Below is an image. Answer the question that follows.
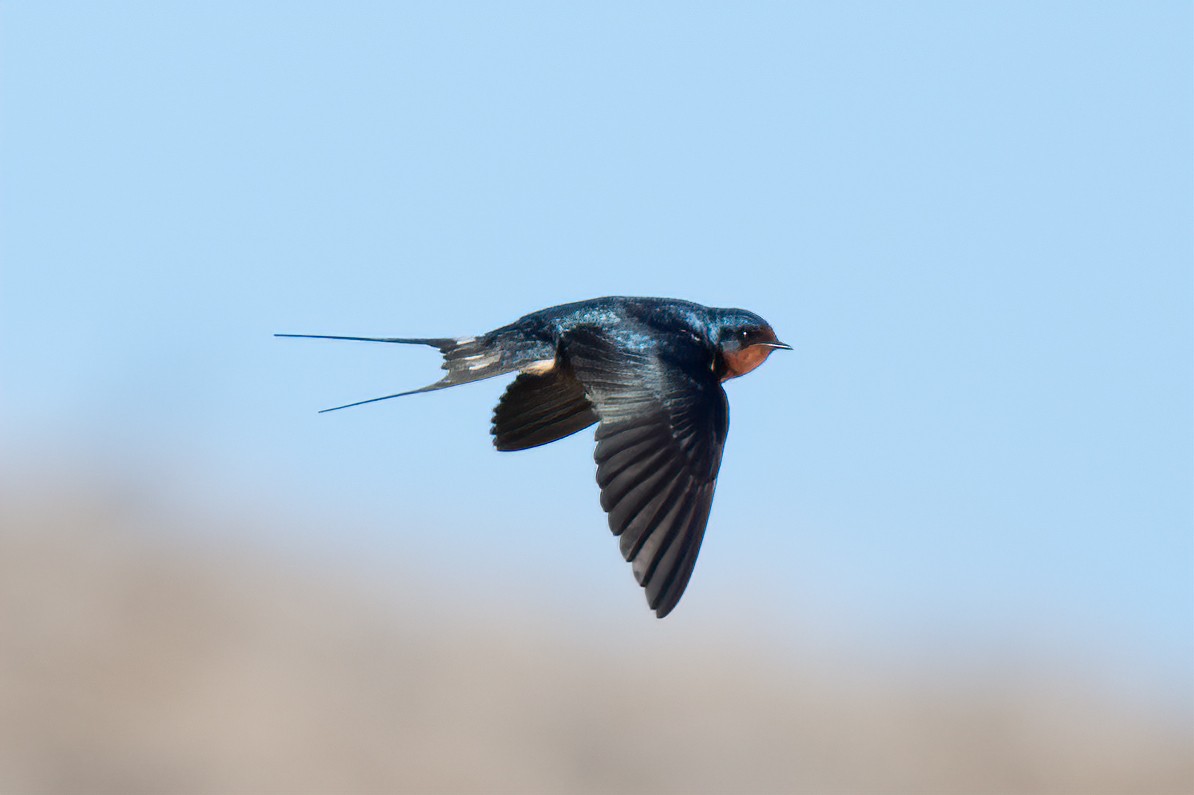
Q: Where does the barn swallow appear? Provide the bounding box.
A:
[277,296,790,617]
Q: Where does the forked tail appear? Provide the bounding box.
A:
[275,332,518,413]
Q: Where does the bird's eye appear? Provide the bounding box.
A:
[739,329,751,340]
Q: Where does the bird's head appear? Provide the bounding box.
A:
[711,309,791,381]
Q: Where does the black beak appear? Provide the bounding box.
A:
[762,341,793,351]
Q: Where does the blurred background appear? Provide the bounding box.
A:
[1,2,1191,793]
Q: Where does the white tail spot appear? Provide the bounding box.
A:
[465,352,501,371]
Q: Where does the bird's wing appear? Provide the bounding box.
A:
[491,367,598,451]
[563,324,729,617]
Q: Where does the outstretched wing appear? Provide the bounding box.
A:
[491,366,598,451]
[563,325,729,618]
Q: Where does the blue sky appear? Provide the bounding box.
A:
[2,3,1191,692]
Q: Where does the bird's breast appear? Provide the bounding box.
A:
[521,357,557,375]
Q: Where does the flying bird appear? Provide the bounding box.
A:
[278,296,789,617]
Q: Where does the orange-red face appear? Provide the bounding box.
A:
[721,342,777,380]
[717,321,790,381]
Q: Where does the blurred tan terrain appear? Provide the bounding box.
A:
[0,481,1190,795]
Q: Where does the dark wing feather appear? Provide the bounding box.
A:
[491,367,598,451]
[564,325,729,618]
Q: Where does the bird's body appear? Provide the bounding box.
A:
[278,296,789,617]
